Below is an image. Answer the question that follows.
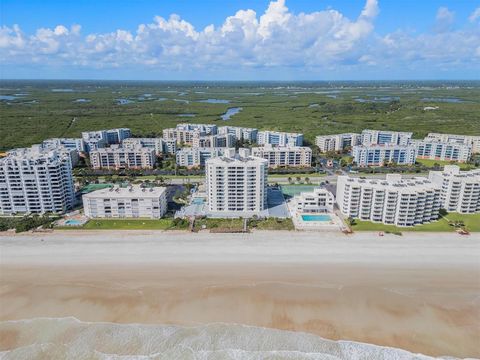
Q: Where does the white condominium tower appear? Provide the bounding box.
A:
[428,166,480,213]
[205,155,268,214]
[352,144,417,167]
[122,138,166,155]
[425,133,480,154]
[162,123,217,145]
[412,139,472,162]
[83,185,167,219]
[82,128,131,152]
[251,145,312,168]
[315,133,361,152]
[89,145,156,170]
[192,133,236,148]
[0,145,75,215]
[336,174,441,227]
[176,147,235,168]
[218,126,258,143]
[257,131,304,146]
[361,129,413,146]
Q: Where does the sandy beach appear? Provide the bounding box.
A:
[0,230,479,358]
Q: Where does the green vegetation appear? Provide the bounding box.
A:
[352,212,480,233]
[0,214,59,233]
[415,158,476,170]
[193,218,244,232]
[59,216,295,232]
[1,81,479,151]
[81,218,189,230]
[249,217,295,230]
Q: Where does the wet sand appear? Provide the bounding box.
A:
[0,230,479,358]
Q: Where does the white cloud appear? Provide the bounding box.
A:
[435,7,455,33]
[0,0,479,76]
[469,7,480,22]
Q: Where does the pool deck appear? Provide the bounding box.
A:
[286,200,344,231]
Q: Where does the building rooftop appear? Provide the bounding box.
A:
[83,185,167,199]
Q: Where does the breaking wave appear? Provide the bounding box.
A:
[0,317,465,360]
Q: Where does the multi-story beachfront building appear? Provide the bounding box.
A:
[424,133,480,154]
[192,133,236,148]
[89,145,156,170]
[122,138,165,155]
[176,147,235,168]
[294,188,335,214]
[336,174,441,227]
[0,145,75,215]
[428,166,480,213]
[81,128,131,152]
[162,123,217,145]
[412,139,472,163]
[257,131,304,146]
[83,185,167,219]
[218,126,258,143]
[315,133,361,152]
[251,145,312,168]
[352,144,417,167]
[361,129,413,146]
[205,155,268,215]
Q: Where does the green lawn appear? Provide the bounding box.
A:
[193,218,244,232]
[415,158,477,170]
[81,218,188,230]
[268,173,325,178]
[352,212,480,233]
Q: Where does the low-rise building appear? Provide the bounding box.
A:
[352,144,417,167]
[251,145,312,168]
[361,129,413,146]
[206,155,268,215]
[0,145,75,215]
[83,185,167,219]
[425,133,480,154]
[294,188,335,214]
[257,131,304,146]
[428,166,480,213]
[412,139,472,163]
[336,174,441,227]
[89,145,156,170]
[176,147,235,168]
[315,133,361,153]
[218,126,258,143]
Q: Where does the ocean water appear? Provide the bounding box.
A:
[0,317,458,360]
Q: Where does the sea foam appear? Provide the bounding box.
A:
[0,317,468,360]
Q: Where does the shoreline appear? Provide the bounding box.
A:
[1,231,479,357]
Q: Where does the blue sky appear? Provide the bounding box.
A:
[1,0,479,80]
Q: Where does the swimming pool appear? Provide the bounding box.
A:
[65,219,83,226]
[191,198,205,205]
[301,214,332,222]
